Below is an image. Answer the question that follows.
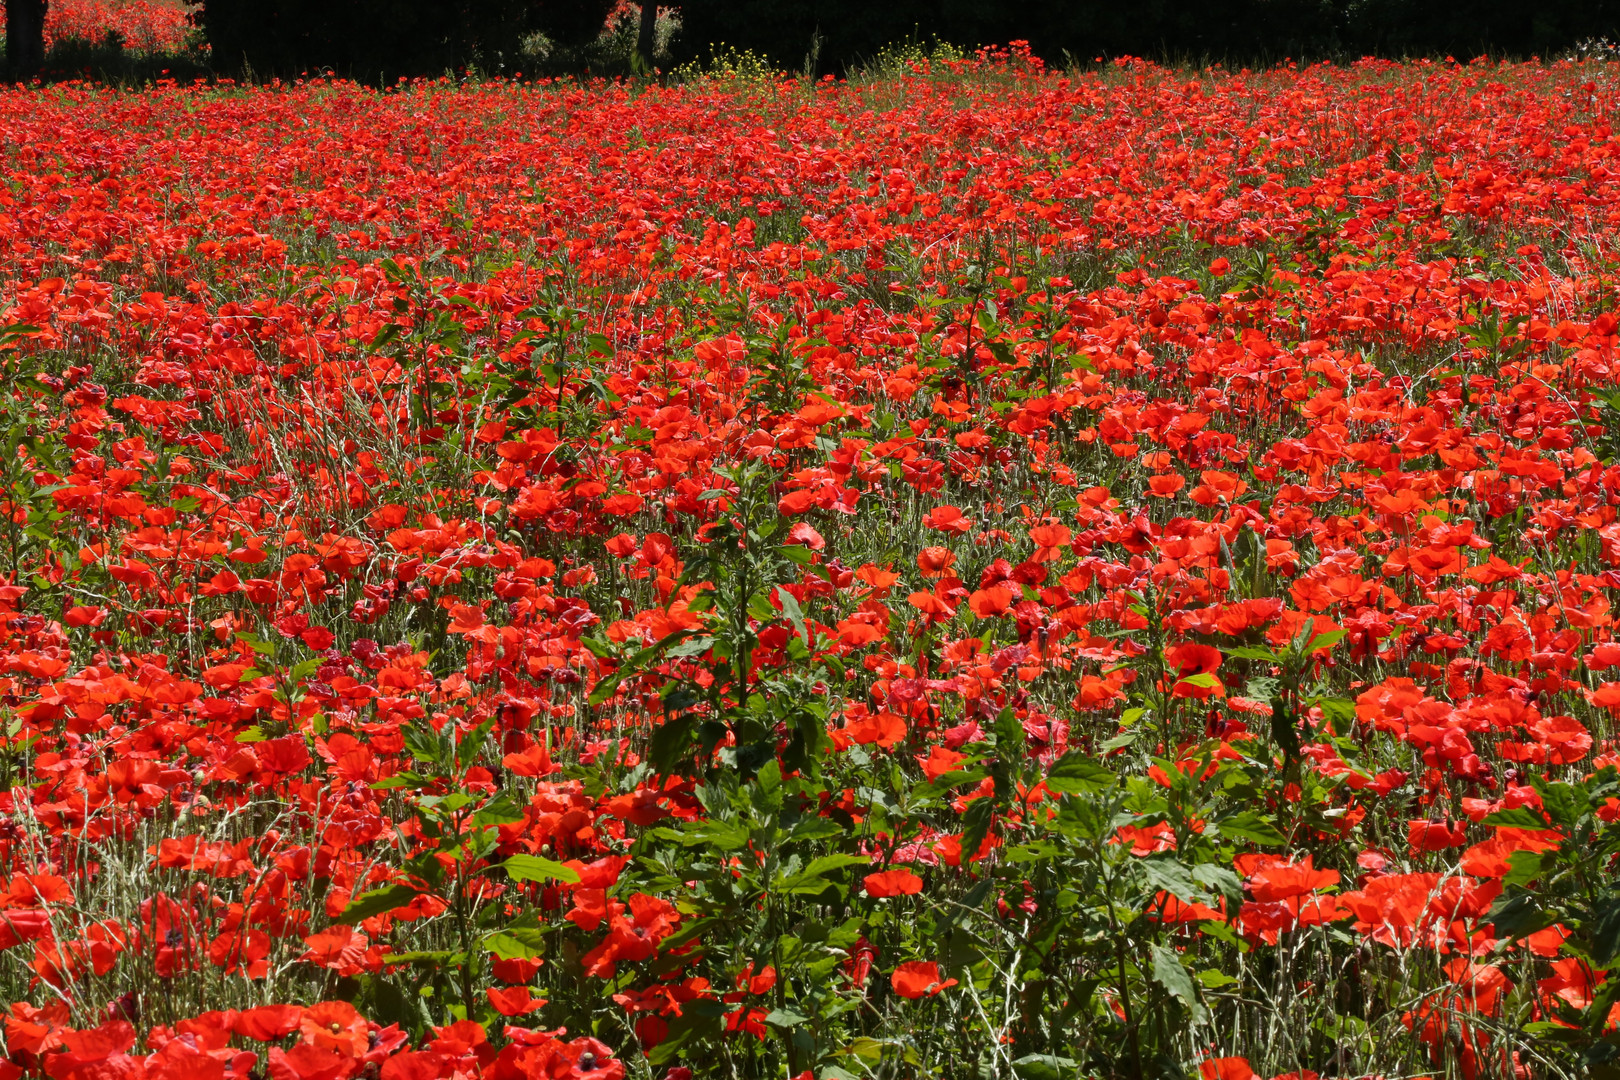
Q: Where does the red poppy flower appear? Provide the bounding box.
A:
[922,505,972,534]
[891,961,957,999]
[487,986,548,1016]
[863,869,924,897]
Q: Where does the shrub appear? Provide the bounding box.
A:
[671,0,1620,73]
[187,0,617,81]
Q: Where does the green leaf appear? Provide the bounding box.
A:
[958,798,995,864]
[775,586,808,642]
[1150,942,1202,1018]
[471,794,526,828]
[1045,751,1114,796]
[1223,645,1282,663]
[778,543,815,565]
[665,636,714,659]
[687,819,751,852]
[370,772,431,791]
[484,928,546,959]
[1591,896,1620,967]
[1098,732,1140,753]
[1012,1055,1079,1080]
[1001,841,1062,864]
[1140,857,1201,903]
[1215,809,1287,846]
[764,1007,809,1030]
[503,854,581,884]
[1503,849,1547,890]
[1192,864,1244,901]
[454,716,497,773]
[1488,892,1553,942]
[1302,629,1345,654]
[1482,808,1550,829]
[1536,779,1588,831]
[788,817,844,844]
[994,707,1025,758]
[337,883,420,924]
[778,853,868,894]
[648,714,698,774]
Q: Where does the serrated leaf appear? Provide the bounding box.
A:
[1482,808,1551,829]
[1140,857,1201,903]
[1487,892,1552,941]
[1192,864,1244,901]
[665,636,714,658]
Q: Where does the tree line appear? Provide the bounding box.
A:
[6,0,1620,82]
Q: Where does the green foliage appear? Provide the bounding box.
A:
[673,0,1620,75]
[1486,767,1620,1076]
[187,0,616,82]
[587,461,836,780]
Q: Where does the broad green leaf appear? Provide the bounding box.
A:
[778,853,868,893]
[775,586,808,642]
[1045,751,1113,796]
[503,854,581,884]
[1012,1055,1080,1080]
[1481,808,1551,830]
[1591,896,1620,967]
[958,798,995,864]
[1302,629,1345,654]
[484,929,547,959]
[1150,942,1202,1019]
[1140,857,1201,903]
[337,883,420,924]
[764,1007,809,1029]
[1215,810,1287,846]
[666,636,714,658]
[1223,645,1282,663]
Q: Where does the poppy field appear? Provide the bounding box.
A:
[4,47,1620,1080]
[0,0,192,54]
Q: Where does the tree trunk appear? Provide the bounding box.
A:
[5,0,48,80]
[635,0,656,71]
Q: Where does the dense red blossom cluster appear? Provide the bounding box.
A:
[0,39,1618,1080]
[0,0,191,53]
